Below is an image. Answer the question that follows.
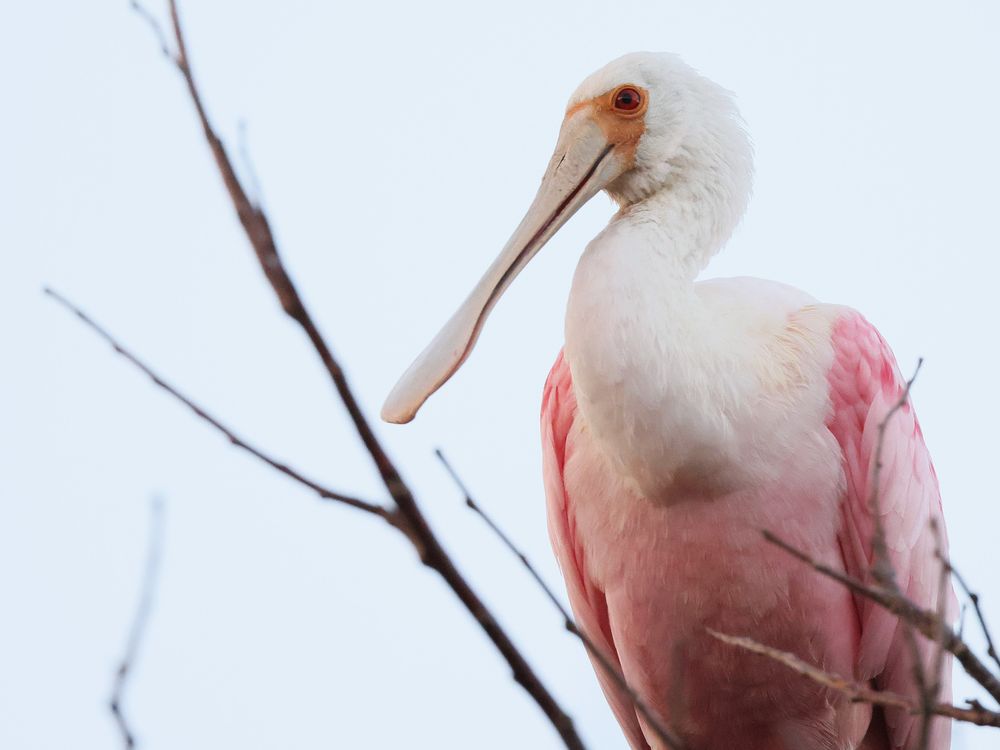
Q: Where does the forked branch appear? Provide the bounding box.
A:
[45,288,387,519]
[87,3,589,748]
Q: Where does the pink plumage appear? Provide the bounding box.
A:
[828,313,954,749]
[542,311,954,750]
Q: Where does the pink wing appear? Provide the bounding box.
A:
[827,311,955,750]
[541,351,650,750]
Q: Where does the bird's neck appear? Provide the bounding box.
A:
[563,183,746,501]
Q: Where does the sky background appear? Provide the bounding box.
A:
[3,1,999,748]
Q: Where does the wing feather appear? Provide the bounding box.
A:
[827,312,955,750]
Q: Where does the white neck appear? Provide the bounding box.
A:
[563,161,751,500]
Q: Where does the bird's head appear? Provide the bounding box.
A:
[382,52,752,424]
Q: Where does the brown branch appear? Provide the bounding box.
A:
[45,288,387,519]
[707,630,1000,729]
[109,496,167,749]
[125,4,587,747]
[436,450,687,750]
[763,530,1000,706]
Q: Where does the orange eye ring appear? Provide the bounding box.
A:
[613,86,643,113]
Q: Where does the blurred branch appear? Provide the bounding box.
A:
[706,630,1000,729]
[114,3,589,748]
[109,497,166,749]
[435,449,687,750]
[128,1,170,58]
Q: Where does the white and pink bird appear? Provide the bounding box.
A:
[382,53,954,750]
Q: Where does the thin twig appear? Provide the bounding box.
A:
[707,630,1000,729]
[947,559,1000,675]
[125,4,588,747]
[129,1,171,58]
[45,288,387,518]
[867,360,933,749]
[109,496,167,749]
[763,530,1000,705]
[436,449,687,750]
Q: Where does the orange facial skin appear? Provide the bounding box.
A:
[566,84,649,167]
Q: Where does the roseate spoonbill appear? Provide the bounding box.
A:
[381,52,954,750]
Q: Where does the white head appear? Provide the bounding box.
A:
[382,52,753,423]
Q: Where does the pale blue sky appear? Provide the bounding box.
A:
[3,1,999,748]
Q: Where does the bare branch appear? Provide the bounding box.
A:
[115,4,589,747]
[763,530,1000,706]
[436,449,687,750]
[129,1,172,59]
[947,557,1000,675]
[707,630,1000,730]
[109,496,166,749]
[45,288,387,519]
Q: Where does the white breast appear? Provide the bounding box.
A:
[564,220,842,504]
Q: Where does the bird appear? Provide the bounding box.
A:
[381,52,954,750]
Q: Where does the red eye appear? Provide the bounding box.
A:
[613,87,642,112]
